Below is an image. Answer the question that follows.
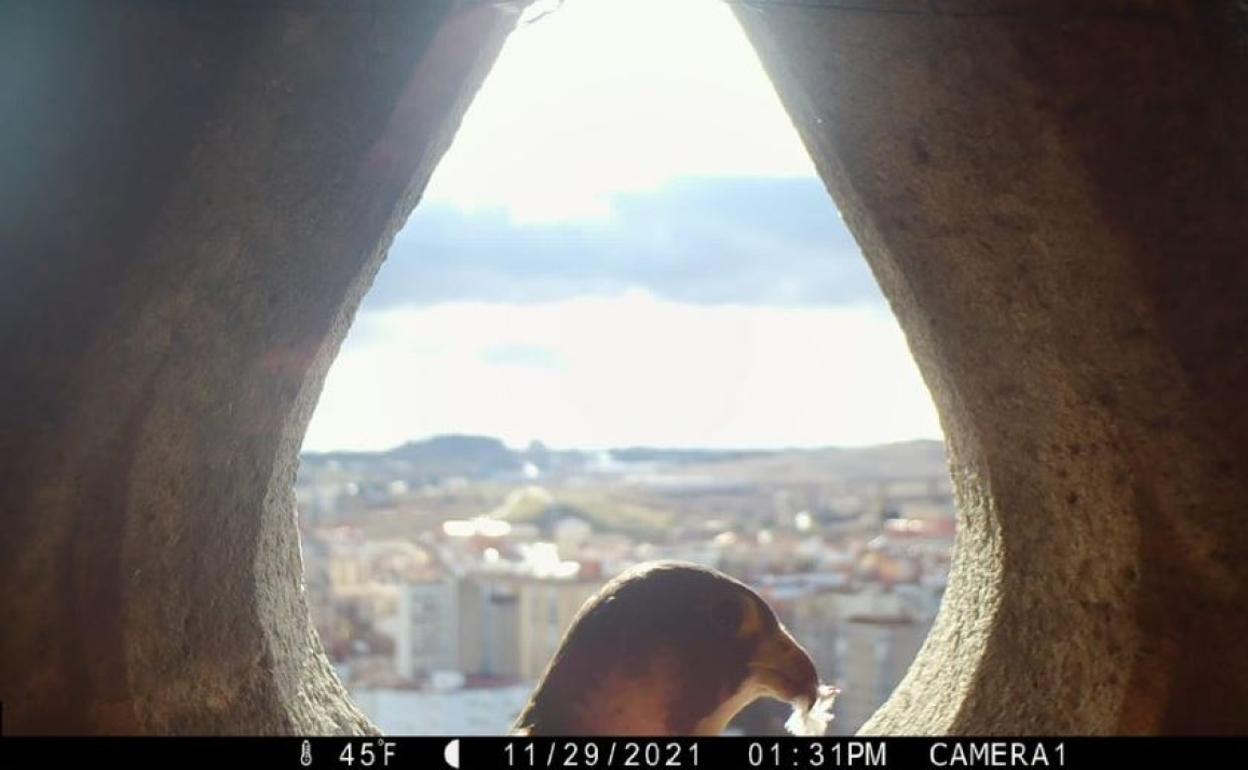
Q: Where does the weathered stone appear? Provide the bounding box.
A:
[0,0,523,734]
[2,0,1245,737]
[735,0,1248,735]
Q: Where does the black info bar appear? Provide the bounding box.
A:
[0,736,1244,769]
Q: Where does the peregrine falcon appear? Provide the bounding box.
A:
[512,561,836,735]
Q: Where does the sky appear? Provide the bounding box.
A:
[301,0,943,452]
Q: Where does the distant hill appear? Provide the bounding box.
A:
[300,435,947,483]
[606,447,773,465]
[303,434,522,480]
[676,439,949,482]
[389,434,521,477]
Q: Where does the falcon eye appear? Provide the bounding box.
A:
[710,597,743,631]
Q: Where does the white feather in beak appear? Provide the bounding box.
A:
[784,684,840,736]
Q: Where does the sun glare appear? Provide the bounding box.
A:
[425,0,816,222]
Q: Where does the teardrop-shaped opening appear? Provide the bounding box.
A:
[298,0,951,736]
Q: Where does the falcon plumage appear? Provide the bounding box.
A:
[512,561,826,735]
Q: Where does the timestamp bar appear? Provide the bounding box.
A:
[477,737,1245,769]
[0,736,1244,769]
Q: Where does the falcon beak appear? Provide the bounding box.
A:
[748,626,820,709]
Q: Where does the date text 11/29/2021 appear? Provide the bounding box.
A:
[499,740,1071,769]
[503,741,892,768]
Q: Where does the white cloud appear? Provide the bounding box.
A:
[302,293,942,452]
[300,1,942,452]
[423,0,816,222]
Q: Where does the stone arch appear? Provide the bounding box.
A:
[0,0,521,734]
[1,0,1245,735]
[734,0,1248,734]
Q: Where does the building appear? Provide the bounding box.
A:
[770,581,941,735]
[395,577,460,681]
[516,577,602,681]
[828,605,930,734]
[456,569,603,681]
[457,574,523,679]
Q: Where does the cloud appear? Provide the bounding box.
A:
[364,177,874,311]
[299,1,937,454]
[479,344,565,369]
[423,0,816,220]
[302,294,942,453]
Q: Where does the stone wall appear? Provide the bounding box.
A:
[735,0,1248,734]
[0,0,524,734]
[1,0,1245,735]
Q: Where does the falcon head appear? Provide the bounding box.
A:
[512,561,822,735]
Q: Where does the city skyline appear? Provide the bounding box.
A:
[299,433,955,736]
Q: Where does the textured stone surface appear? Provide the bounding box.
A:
[3,0,1245,738]
[0,0,522,734]
[735,0,1248,734]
